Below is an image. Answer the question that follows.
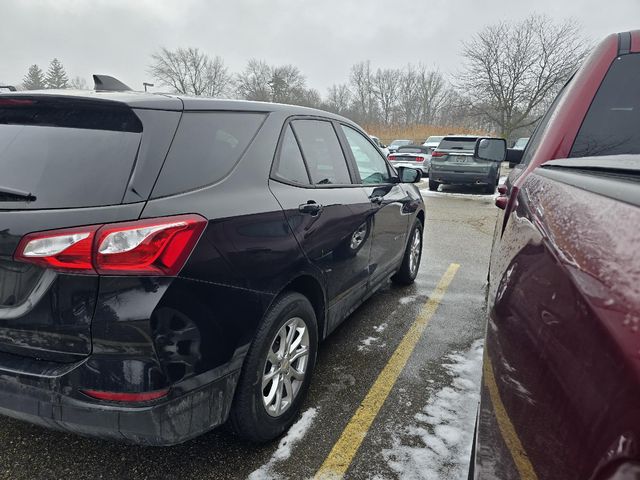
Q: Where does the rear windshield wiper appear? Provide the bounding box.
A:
[0,186,36,202]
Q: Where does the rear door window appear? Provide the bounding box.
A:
[272,125,310,185]
[0,98,143,209]
[438,137,478,150]
[291,119,351,185]
[152,111,266,197]
[570,53,640,158]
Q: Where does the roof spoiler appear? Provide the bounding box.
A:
[93,75,132,92]
[0,85,17,92]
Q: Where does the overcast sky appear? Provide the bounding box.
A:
[1,0,638,94]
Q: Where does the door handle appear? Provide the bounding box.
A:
[370,195,383,205]
[299,200,323,215]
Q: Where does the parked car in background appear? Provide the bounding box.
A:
[471,30,640,480]
[428,135,504,193]
[369,134,390,156]
[0,85,425,446]
[388,145,432,176]
[388,138,413,154]
[0,85,17,93]
[508,137,529,167]
[422,135,444,153]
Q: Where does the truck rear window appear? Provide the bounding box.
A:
[151,112,266,198]
[0,98,143,209]
[571,53,640,158]
[438,137,478,150]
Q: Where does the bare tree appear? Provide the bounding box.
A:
[269,65,306,103]
[396,65,419,125]
[415,66,448,124]
[235,59,273,101]
[458,14,590,139]
[69,76,88,90]
[149,47,231,97]
[349,61,377,123]
[325,83,352,115]
[372,68,400,125]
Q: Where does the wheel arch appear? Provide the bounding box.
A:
[276,274,327,340]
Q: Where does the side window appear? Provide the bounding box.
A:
[272,125,310,185]
[570,53,640,158]
[291,119,351,185]
[152,112,266,198]
[340,125,392,184]
[520,83,569,167]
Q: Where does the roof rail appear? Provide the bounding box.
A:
[93,75,132,92]
[0,85,17,92]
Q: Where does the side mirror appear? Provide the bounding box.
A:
[506,148,524,165]
[397,166,422,183]
[474,138,507,162]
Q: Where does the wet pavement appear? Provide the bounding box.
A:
[0,180,500,480]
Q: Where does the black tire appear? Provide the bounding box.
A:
[229,292,318,442]
[392,219,423,285]
[428,179,440,191]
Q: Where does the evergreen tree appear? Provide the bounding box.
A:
[45,58,69,89]
[22,64,46,90]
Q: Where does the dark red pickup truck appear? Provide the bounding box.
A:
[473,31,640,479]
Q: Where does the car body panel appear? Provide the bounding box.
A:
[479,164,640,479]
[0,93,425,445]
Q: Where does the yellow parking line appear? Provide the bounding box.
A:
[314,263,460,479]
[483,352,538,479]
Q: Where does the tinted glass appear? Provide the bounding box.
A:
[390,139,411,146]
[424,136,444,144]
[397,146,428,154]
[0,100,142,209]
[520,82,570,167]
[153,112,265,197]
[438,137,478,150]
[273,125,310,185]
[291,120,351,185]
[341,125,392,184]
[570,54,640,158]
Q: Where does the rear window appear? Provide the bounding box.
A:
[152,112,266,197]
[570,53,640,158]
[0,98,143,209]
[397,147,426,154]
[424,136,444,144]
[438,137,478,150]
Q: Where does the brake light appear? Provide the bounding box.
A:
[14,214,207,276]
[414,156,424,162]
[82,388,169,402]
[388,155,397,161]
[15,226,99,272]
[431,151,446,157]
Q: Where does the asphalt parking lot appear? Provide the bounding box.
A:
[0,179,501,480]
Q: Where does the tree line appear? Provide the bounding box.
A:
[12,15,589,140]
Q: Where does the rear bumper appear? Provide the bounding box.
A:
[0,362,239,446]
[431,170,493,185]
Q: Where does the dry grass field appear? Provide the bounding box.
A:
[363,124,490,145]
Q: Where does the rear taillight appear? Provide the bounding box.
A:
[14,214,207,276]
[414,156,425,162]
[388,155,397,161]
[431,151,445,158]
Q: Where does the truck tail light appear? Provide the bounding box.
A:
[14,214,207,276]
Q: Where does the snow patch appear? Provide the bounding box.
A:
[399,295,417,305]
[358,336,379,351]
[374,322,388,333]
[248,407,318,480]
[382,340,484,479]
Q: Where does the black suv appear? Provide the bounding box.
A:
[0,89,424,445]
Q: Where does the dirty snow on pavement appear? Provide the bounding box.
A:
[248,407,318,480]
[382,340,484,479]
